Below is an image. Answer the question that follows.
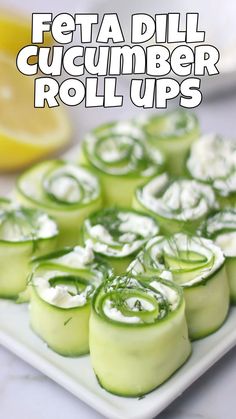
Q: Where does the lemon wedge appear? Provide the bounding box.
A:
[0,10,52,56]
[0,53,71,171]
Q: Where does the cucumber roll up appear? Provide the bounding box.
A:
[16,160,102,247]
[0,199,58,298]
[90,274,191,397]
[80,121,165,206]
[201,209,236,303]
[187,134,236,207]
[133,173,217,234]
[82,208,159,274]
[140,109,200,175]
[129,233,229,340]
[30,241,111,356]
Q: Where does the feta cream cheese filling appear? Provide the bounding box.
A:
[83,209,159,257]
[0,207,58,242]
[33,270,94,309]
[96,275,181,325]
[129,233,225,287]
[83,120,164,176]
[187,134,236,196]
[136,173,217,221]
[203,210,236,257]
[18,161,100,207]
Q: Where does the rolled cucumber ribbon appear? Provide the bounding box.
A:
[129,233,229,340]
[79,121,165,207]
[15,160,102,247]
[138,109,200,175]
[133,173,217,234]
[30,242,111,356]
[187,134,236,207]
[0,198,58,298]
[82,208,159,274]
[200,209,236,303]
[89,274,191,397]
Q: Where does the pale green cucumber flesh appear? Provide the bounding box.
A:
[89,303,191,397]
[16,161,102,247]
[0,238,56,298]
[225,257,236,303]
[183,266,229,340]
[79,148,159,208]
[133,193,204,234]
[30,287,90,356]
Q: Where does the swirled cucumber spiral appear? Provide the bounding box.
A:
[201,209,236,303]
[133,173,217,234]
[30,242,111,356]
[15,160,102,247]
[0,198,58,298]
[129,233,229,339]
[139,109,200,175]
[79,121,165,206]
[82,208,159,274]
[89,274,191,396]
[187,134,236,207]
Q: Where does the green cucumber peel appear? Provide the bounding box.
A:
[128,233,229,340]
[16,160,101,211]
[134,173,217,234]
[82,120,165,178]
[82,208,159,274]
[89,272,191,396]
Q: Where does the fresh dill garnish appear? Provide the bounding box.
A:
[64,317,72,326]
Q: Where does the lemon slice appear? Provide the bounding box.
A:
[0,53,71,171]
[0,10,52,56]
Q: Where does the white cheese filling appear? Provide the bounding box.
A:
[215,232,236,257]
[187,134,236,195]
[85,212,158,257]
[34,272,92,309]
[149,281,179,310]
[103,296,155,324]
[103,299,141,324]
[0,212,58,242]
[53,241,95,268]
[20,162,100,205]
[148,234,225,286]
[137,173,217,221]
[84,121,163,176]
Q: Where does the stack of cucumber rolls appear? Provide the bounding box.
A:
[187,134,236,207]
[82,208,159,273]
[200,210,236,303]
[0,109,234,399]
[29,242,111,356]
[139,109,200,175]
[0,198,58,298]
[129,234,229,340]
[90,273,191,396]
[79,121,165,206]
[133,173,217,234]
[16,160,102,247]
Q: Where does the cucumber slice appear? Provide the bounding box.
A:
[79,121,165,207]
[90,274,191,397]
[15,160,103,247]
[140,109,200,175]
[0,199,58,298]
[200,209,236,303]
[29,244,111,356]
[187,134,236,207]
[129,233,229,340]
[133,173,217,234]
[81,208,159,274]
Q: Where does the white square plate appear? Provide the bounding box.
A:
[0,300,235,419]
